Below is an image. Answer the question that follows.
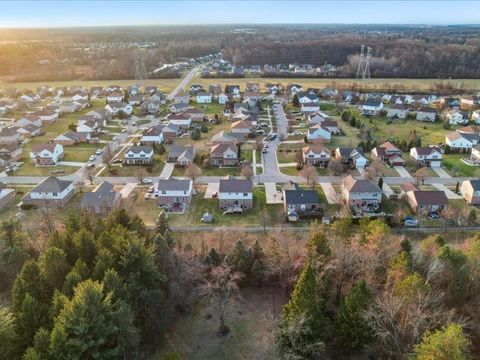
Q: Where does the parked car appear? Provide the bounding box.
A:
[95,149,103,155]
[142,178,153,184]
[121,129,127,133]
[428,212,440,220]
[89,155,97,161]
[144,193,152,200]
[112,159,123,164]
[262,148,268,153]
[148,186,155,193]
[404,216,419,227]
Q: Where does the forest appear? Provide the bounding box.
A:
[0,209,478,359]
[2,25,480,81]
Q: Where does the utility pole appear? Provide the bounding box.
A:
[134,53,148,81]
[355,45,365,79]
[362,46,372,80]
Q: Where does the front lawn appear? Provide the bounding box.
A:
[443,154,479,177]
[12,163,80,176]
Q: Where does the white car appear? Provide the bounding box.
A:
[121,129,127,133]
[112,136,118,141]
[89,155,97,161]
[142,178,153,184]
[95,149,103,155]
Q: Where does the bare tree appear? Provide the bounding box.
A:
[364,159,383,180]
[82,166,95,185]
[328,159,345,176]
[415,167,428,186]
[136,168,147,183]
[299,164,317,189]
[38,207,57,237]
[102,144,113,170]
[184,163,202,184]
[295,150,303,167]
[201,265,243,336]
[241,164,253,179]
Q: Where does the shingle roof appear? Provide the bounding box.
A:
[284,189,320,205]
[219,178,252,193]
[31,176,72,193]
[343,175,382,193]
[157,177,191,191]
[412,190,448,205]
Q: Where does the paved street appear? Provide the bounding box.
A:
[167,66,200,100]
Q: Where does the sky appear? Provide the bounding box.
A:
[1,1,480,28]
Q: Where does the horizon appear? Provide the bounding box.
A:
[1,1,480,28]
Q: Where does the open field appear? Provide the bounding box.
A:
[0,78,182,93]
[187,77,480,92]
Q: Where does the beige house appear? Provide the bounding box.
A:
[341,175,383,207]
[461,179,480,205]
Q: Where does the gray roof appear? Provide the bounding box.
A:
[284,189,320,205]
[343,175,382,193]
[81,191,119,210]
[31,176,72,193]
[468,180,480,191]
[127,146,153,154]
[95,181,114,193]
[158,177,191,191]
[168,145,195,159]
[219,178,252,193]
[412,190,448,205]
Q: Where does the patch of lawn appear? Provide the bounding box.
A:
[201,166,240,176]
[279,166,299,176]
[443,154,479,177]
[277,150,298,164]
[12,163,80,176]
[168,187,283,227]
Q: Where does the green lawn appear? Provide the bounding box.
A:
[168,187,283,227]
[443,154,479,177]
[277,150,298,164]
[279,166,300,176]
[107,154,165,177]
[12,163,80,176]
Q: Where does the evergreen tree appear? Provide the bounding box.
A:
[49,280,125,359]
[378,177,383,189]
[411,323,471,360]
[278,263,329,357]
[335,280,374,352]
[292,94,300,107]
[0,306,17,359]
[306,231,332,263]
[349,116,357,127]
[204,248,221,266]
[341,110,351,122]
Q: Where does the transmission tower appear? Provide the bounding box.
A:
[134,54,148,81]
[362,46,372,80]
[355,45,365,79]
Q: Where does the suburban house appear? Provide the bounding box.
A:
[166,145,196,166]
[37,108,59,123]
[211,131,243,145]
[445,110,469,125]
[210,143,238,166]
[167,113,192,129]
[416,107,437,122]
[169,102,190,113]
[245,83,260,92]
[0,144,22,168]
[283,185,320,221]
[123,146,154,165]
[0,182,14,211]
[471,110,480,124]
[218,93,229,105]
[297,92,319,104]
[141,124,179,144]
[302,146,330,167]
[54,130,89,145]
[16,124,42,139]
[128,94,145,106]
[225,85,241,98]
[182,108,205,123]
[231,120,253,134]
[335,147,368,168]
[359,100,384,116]
[301,101,320,114]
[144,86,158,95]
[105,102,133,116]
[321,120,340,134]
[29,143,64,166]
[461,180,480,205]
[307,124,331,142]
[106,91,124,103]
[17,115,42,127]
[402,183,448,214]
[173,91,190,104]
[0,127,22,145]
[342,175,383,208]
[157,177,193,212]
[445,131,478,150]
[196,92,212,103]
[287,84,304,95]
[189,84,204,93]
[371,141,405,166]
[410,147,442,167]
[461,95,480,110]
[265,83,281,94]
[308,111,330,125]
[22,177,75,207]
[80,181,122,215]
[140,99,161,114]
[387,103,409,119]
[218,177,253,210]
[471,144,480,162]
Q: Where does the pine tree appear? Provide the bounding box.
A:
[335,280,374,352]
[278,263,329,357]
[378,177,383,189]
[292,94,300,107]
[306,231,331,263]
[204,248,221,266]
[0,306,17,359]
[341,110,351,122]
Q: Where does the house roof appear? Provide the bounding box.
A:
[389,103,409,110]
[336,147,364,158]
[417,107,437,114]
[303,145,328,154]
[411,147,440,156]
[30,176,72,193]
[379,141,400,152]
[81,191,119,210]
[211,143,238,155]
[157,177,191,191]
[126,146,153,154]
[167,145,195,159]
[411,190,448,206]
[95,181,114,193]
[362,99,382,107]
[31,143,59,153]
[219,177,252,193]
[466,179,480,191]
[231,120,252,129]
[284,189,320,205]
[401,182,420,193]
[343,175,381,193]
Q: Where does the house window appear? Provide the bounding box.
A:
[162,190,166,194]
[52,193,57,197]
[243,193,248,196]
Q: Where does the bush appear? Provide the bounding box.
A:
[20,204,37,210]
[191,129,201,140]
[200,124,208,133]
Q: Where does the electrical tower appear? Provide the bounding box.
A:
[134,54,148,81]
[355,45,365,79]
[355,45,372,80]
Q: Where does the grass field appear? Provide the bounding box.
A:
[443,154,479,177]
[0,78,182,93]
[186,77,480,92]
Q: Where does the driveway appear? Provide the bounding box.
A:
[204,182,219,199]
[120,182,138,199]
[431,183,462,199]
[319,182,339,204]
[265,182,283,204]
[432,167,451,178]
[394,166,413,178]
[57,161,86,167]
[159,163,174,178]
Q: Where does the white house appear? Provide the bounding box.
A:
[446,110,469,126]
[471,110,480,124]
[29,143,64,166]
[301,101,320,114]
[445,131,478,150]
[307,124,331,142]
[359,100,384,116]
[106,92,124,103]
[105,102,133,116]
[298,92,319,104]
[410,147,442,167]
[416,107,437,122]
[168,114,192,129]
[157,178,193,210]
[231,120,253,134]
[196,92,212,104]
[302,146,330,167]
[123,146,154,165]
[22,177,75,207]
[218,93,229,105]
